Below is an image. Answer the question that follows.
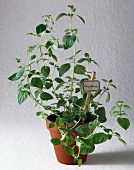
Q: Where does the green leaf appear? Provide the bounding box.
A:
[88,121,100,131]
[40,92,53,100]
[106,92,110,102]
[27,45,36,53]
[56,13,68,21]
[45,81,53,89]
[76,50,82,55]
[92,60,99,66]
[18,90,28,105]
[49,122,55,128]
[62,35,76,48]
[92,133,108,144]
[34,90,40,98]
[102,79,108,83]
[68,5,76,12]
[16,67,25,80]
[117,117,130,130]
[59,63,70,77]
[93,89,102,98]
[110,84,117,89]
[36,111,43,116]
[16,58,21,63]
[55,77,64,83]
[109,79,113,83]
[95,107,107,123]
[60,127,74,134]
[36,24,46,34]
[78,159,82,167]
[115,132,121,137]
[30,55,36,60]
[67,135,75,145]
[109,106,116,116]
[76,14,85,24]
[50,138,61,145]
[41,66,50,77]
[55,82,64,90]
[77,58,87,63]
[104,128,112,133]
[42,113,48,120]
[80,143,95,154]
[46,41,54,48]
[75,98,85,107]
[65,146,74,155]
[24,84,30,89]
[85,53,90,58]
[75,88,80,93]
[56,117,63,127]
[123,105,132,111]
[74,65,86,74]
[8,73,19,81]
[118,137,127,146]
[71,96,78,103]
[116,100,123,106]
[63,113,76,122]
[75,124,90,134]
[107,134,112,140]
[51,54,58,62]
[8,81,12,87]
[80,114,87,119]
[31,77,43,89]
[57,99,66,108]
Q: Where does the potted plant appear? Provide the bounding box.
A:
[8,5,131,167]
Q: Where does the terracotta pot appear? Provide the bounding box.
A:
[46,116,88,165]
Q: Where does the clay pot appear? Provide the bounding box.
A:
[46,116,88,165]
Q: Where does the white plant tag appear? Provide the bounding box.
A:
[83,80,100,92]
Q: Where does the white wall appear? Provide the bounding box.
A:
[0,0,134,170]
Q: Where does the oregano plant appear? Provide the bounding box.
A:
[8,5,131,167]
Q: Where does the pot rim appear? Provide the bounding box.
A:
[46,115,90,133]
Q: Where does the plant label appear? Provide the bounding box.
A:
[83,80,100,92]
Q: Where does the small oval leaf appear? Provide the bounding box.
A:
[31,77,43,89]
[40,92,53,100]
[50,138,61,145]
[36,24,46,34]
[117,117,130,130]
[59,63,70,77]
[74,65,86,74]
[92,133,108,144]
[56,13,68,21]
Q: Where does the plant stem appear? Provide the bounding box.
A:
[97,84,110,102]
[112,122,118,133]
[27,77,45,109]
[97,91,105,102]
[40,33,45,64]
[112,107,122,133]
[52,48,64,78]
[70,44,76,98]
[37,62,41,72]
[70,117,81,130]
[70,10,72,31]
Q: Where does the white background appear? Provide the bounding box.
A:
[0,0,134,170]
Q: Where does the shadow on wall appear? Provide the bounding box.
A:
[84,150,134,165]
